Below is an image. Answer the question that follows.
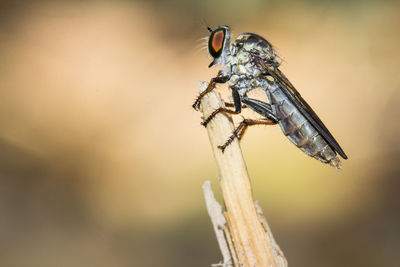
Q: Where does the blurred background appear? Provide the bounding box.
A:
[0,0,399,266]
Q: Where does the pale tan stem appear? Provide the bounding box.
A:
[198,81,286,267]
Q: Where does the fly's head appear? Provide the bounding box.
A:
[207,25,231,68]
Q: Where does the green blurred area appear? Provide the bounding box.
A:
[0,0,399,266]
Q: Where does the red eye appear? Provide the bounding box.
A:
[212,30,224,52]
[208,28,226,58]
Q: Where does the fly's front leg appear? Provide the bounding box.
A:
[192,71,230,110]
[218,119,277,152]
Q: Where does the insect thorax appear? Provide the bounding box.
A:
[224,34,279,96]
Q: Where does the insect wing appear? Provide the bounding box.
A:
[270,68,348,159]
[235,32,347,160]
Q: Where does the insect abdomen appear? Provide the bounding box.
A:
[267,87,341,168]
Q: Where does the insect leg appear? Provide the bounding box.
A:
[201,108,240,127]
[202,102,247,127]
[192,71,230,110]
[241,97,278,123]
[218,119,277,152]
[224,102,247,108]
[201,87,244,127]
[214,90,247,113]
[232,89,242,113]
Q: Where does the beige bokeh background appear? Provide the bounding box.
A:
[0,1,399,266]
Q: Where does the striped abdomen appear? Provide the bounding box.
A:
[266,86,341,168]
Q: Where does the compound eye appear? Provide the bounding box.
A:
[209,29,226,58]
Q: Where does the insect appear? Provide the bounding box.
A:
[193,25,348,169]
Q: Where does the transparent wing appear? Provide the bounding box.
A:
[250,50,348,159]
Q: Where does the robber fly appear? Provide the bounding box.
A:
[193,25,348,169]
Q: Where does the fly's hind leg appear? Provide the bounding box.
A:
[192,71,230,110]
[218,97,279,152]
[241,97,278,122]
[218,119,277,152]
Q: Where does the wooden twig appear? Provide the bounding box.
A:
[255,202,288,267]
[203,181,238,267]
[198,81,287,267]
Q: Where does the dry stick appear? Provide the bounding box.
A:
[203,181,238,267]
[255,202,288,267]
[198,81,287,267]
